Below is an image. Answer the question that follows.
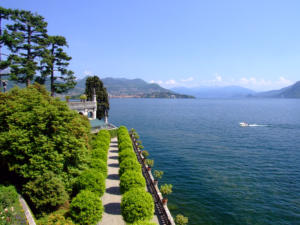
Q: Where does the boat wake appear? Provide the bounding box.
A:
[240,122,270,127]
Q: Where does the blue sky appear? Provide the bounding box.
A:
[2,0,300,90]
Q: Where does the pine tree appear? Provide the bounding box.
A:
[5,10,48,86]
[39,35,76,96]
[0,7,13,90]
[85,76,110,120]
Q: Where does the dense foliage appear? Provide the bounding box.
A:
[120,170,146,193]
[119,158,141,176]
[132,221,157,225]
[37,209,75,225]
[121,188,154,223]
[74,169,105,196]
[70,190,103,225]
[84,76,109,120]
[0,85,90,215]
[23,172,68,213]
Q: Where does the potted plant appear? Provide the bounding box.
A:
[153,170,164,186]
[175,214,188,225]
[145,159,154,171]
[65,96,71,102]
[160,184,172,205]
[141,150,149,160]
[80,94,87,102]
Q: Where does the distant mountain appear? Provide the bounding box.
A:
[172,86,256,98]
[253,81,300,98]
[68,77,194,99]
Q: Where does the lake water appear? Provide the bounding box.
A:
[109,98,300,225]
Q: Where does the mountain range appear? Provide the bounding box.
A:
[68,77,195,98]
[3,76,300,99]
[172,81,300,99]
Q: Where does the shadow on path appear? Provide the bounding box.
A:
[110,150,118,153]
[104,202,122,215]
[109,156,118,160]
[108,163,119,168]
[106,186,121,195]
[107,174,119,180]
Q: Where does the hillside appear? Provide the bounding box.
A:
[172,86,256,98]
[253,81,300,98]
[68,77,195,98]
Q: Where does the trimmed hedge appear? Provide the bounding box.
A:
[91,148,108,162]
[121,188,154,223]
[119,148,136,163]
[120,170,146,193]
[70,190,103,225]
[75,169,105,196]
[88,158,107,176]
[119,158,141,176]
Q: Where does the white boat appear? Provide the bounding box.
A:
[239,122,249,127]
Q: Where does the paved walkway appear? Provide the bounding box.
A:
[98,137,125,225]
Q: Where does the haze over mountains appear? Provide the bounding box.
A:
[4,76,300,99]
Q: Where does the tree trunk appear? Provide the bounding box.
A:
[50,44,55,96]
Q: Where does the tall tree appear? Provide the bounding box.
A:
[0,7,13,90]
[85,76,110,120]
[39,35,76,96]
[5,10,48,86]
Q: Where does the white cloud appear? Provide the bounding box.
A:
[165,79,177,85]
[84,70,93,76]
[150,80,163,85]
[181,77,194,82]
[277,76,292,86]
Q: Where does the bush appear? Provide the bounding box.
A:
[23,172,68,214]
[75,169,105,196]
[119,158,141,176]
[160,184,173,197]
[119,141,133,152]
[119,148,136,163]
[108,128,118,138]
[70,190,103,225]
[175,214,189,225]
[121,188,154,223]
[142,150,149,159]
[0,185,19,209]
[120,171,146,193]
[91,148,108,162]
[38,209,75,225]
[0,85,91,208]
[88,158,107,175]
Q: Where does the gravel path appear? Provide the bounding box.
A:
[98,137,125,225]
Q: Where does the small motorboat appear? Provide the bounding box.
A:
[239,122,249,127]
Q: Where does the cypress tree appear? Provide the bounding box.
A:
[85,76,110,120]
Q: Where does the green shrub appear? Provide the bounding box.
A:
[23,172,68,214]
[88,158,107,175]
[132,221,157,225]
[91,148,108,162]
[160,184,173,197]
[119,158,141,176]
[108,128,118,138]
[37,209,75,225]
[75,169,105,196]
[70,190,103,225]
[0,185,19,208]
[175,214,189,225]
[142,150,149,159]
[119,141,132,151]
[119,148,136,163]
[120,171,146,193]
[121,188,154,223]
